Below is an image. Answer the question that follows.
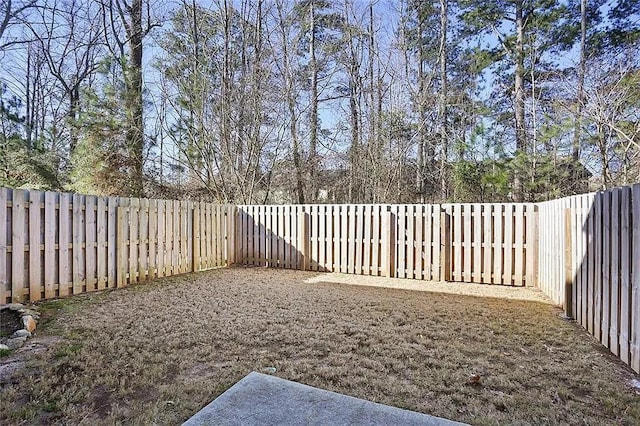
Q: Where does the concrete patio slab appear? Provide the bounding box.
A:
[183,372,466,426]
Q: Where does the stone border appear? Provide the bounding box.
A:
[0,304,40,351]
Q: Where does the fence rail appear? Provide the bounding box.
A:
[0,188,234,303]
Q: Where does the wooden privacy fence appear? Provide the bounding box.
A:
[236,203,538,286]
[538,184,640,373]
[0,188,234,303]
[2,185,639,373]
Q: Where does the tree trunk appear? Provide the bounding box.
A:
[415,13,426,203]
[277,2,304,203]
[513,0,526,202]
[125,0,145,197]
[438,0,448,201]
[572,0,587,162]
[309,1,319,202]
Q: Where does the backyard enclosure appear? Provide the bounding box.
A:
[1,185,640,374]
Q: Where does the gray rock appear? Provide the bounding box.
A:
[0,344,9,351]
[5,337,27,350]
[0,361,26,384]
[3,303,24,311]
[11,329,32,339]
[22,309,40,318]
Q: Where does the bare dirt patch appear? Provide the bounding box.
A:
[1,267,639,425]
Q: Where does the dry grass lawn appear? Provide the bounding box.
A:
[1,267,639,425]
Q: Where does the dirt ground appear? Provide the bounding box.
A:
[1,267,639,425]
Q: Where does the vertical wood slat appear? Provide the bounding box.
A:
[356,205,364,275]
[610,189,620,356]
[580,195,589,327]
[96,197,107,290]
[587,194,595,334]
[483,204,492,284]
[72,194,84,294]
[503,204,514,286]
[463,204,472,283]
[440,210,451,282]
[139,199,148,280]
[166,201,174,275]
[148,199,157,277]
[0,188,6,303]
[116,203,127,287]
[348,205,356,274]
[193,203,201,271]
[85,196,97,291]
[472,204,482,283]
[372,205,380,276]
[12,190,26,302]
[157,200,166,277]
[602,192,612,347]
[219,205,226,267]
[432,205,440,281]
[298,210,309,271]
[414,205,424,280]
[406,205,414,279]
[173,200,180,274]
[452,204,462,282]
[29,191,42,301]
[129,198,139,284]
[107,197,117,288]
[44,192,56,299]
[620,188,631,364]
[594,192,603,341]
[363,205,372,276]
[493,204,503,285]
[423,205,432,280]
[514,204,524,285]
[59,193,71,296]
[382,208,395,278]
[631,184,640,373]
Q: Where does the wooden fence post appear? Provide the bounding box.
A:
[440,210,451,281]
[564,208,574,319]
[382,208,395,278]
[298,210,309,271]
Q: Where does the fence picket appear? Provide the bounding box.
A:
[72,193,84,294]
[96,197,107,290]
[29,191,42,301]
[85,196,97,291]
[620,189,631,364]
[12,190,26,302]
[59,193,71,296]
[602,192,612,347]
[631,184,640,372]
[108,197,117,288]
[0,188,6,303]
[610,189,620,356]
[44,192,56,299]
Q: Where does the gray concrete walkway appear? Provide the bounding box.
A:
[183,372,466,426]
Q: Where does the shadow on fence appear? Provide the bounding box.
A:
[538,185,640,373]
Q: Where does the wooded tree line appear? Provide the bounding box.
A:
[0,0,638,203]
